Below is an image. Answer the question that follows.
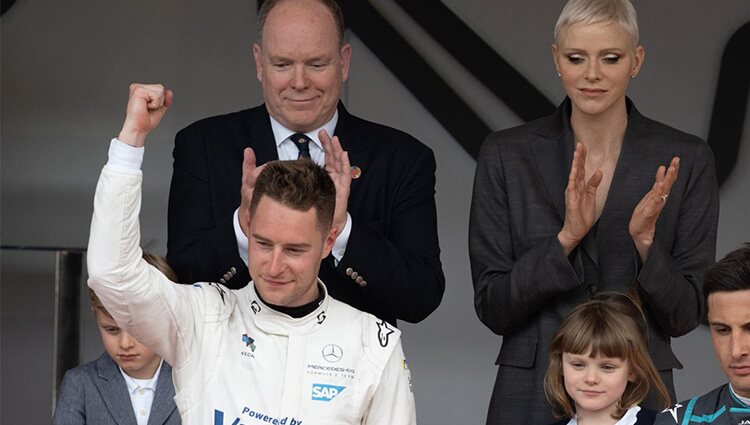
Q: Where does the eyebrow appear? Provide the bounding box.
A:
[251,233,312,250]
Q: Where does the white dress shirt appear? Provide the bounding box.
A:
[232,111,353,266]
[120,360,163,425]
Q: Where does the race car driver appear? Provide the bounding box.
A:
[87,83,416,425]
[654,243,750,425]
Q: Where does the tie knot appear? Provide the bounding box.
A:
[290,133,312,159]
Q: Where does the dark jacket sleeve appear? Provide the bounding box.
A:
[636,139,718,337]
[469,135,581,335]
[336,145,445,323]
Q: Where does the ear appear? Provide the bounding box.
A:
[321,226,337,260]
[631,45,645,78]
[340,43,352,83]
[551,44,561,75]
[253,43,264,82]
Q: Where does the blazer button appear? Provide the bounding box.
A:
[230,267,237,275]
[346,267,353,276]
[351,271,359,279]
[355,276,364,284]
[219,278,226,284]
[359,280,367,288]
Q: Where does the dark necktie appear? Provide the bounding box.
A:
[290,133,312,159]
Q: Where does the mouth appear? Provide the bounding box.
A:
[579,389,604,396]
[578,88,608,97]
[730,365,750,376]
[261,277,292,287]
[118,354,139,361]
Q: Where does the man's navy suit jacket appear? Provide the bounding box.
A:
[166,103,445,325]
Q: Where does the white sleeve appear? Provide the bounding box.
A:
[331,212,352,264]
[87,162,201,370]
[233,208,249,265]
[362,338,417,425]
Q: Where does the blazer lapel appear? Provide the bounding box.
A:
[95,353,137,425]
[529,100,575,222]
[242,105,280,164]
[147,363,177,425]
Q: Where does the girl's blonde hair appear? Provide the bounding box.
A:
[544,292,670,419]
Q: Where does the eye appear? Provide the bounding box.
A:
[571,361,585,369]
[308,62,327,70]
[255,240,273,250]
[601,364,617,372]
[566,54,584,64]
[286,247,306,256]
[104,327,120,334]
[714,326,731,336]
[272,61,291,71]
[603,54,621,64]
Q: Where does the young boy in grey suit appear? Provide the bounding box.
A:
[52,252,180,425]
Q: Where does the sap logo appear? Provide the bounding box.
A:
[311,383,345,401]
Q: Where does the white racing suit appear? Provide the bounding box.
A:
[87,148,416,425]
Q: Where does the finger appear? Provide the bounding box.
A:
[319,129,332,151]
[654,164,667,184]
[330,135,345,172]
[587,169,603,191]
[662,156,680,192]
[567,145,581,190]
[242,148,257,182]
[163,89,174,109]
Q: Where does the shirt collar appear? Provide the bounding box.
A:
[119,360,162,395]
[730,384,750,407]
[269,111,338,151]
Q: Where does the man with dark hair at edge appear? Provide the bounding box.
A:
[655,243,750,425]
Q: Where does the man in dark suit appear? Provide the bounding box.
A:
[166,0,444,325]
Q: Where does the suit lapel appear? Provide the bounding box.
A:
[333,102,369,155]
[147,363,177,425]
[95,353,137,425]
[529,100,574,222]
[243,105,280,164]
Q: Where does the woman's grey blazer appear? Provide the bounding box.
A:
[469,98,719,425]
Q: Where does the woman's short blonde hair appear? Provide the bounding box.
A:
[543,292,670,420]
[554,0,639,48]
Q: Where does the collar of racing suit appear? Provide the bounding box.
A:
[244,279,331,335]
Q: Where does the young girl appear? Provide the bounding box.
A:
[544,292,670,425]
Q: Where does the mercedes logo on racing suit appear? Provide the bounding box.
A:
[322,344,343,363]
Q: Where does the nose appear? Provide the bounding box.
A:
[291,64,309,90]
[584,368,599,385]
[119,332,136,350]
[267,249,285,276]
[585,60,601,82]
[731,331,749,360]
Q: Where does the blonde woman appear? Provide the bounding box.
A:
[469,0,718,423]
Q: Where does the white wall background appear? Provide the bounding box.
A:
[2,1,749,424]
